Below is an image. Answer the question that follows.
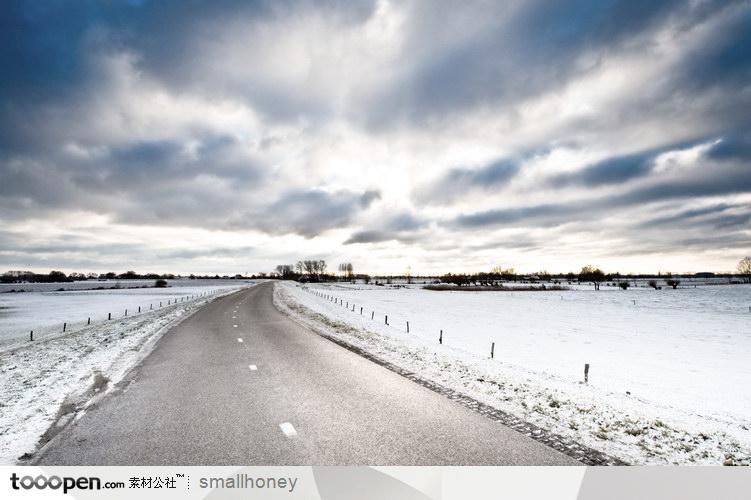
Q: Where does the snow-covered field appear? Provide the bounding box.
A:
[0,280,251,348]
[0,284,250,463]
[276,281,751,465]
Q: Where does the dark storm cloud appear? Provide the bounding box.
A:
[161,246,256,260]
[343,212,427,244]
[415,158,520,205]
[364,0,731,127]
[706,133,751,162]
[452,203,571,229]
[254,189,381,238]
[547,151,655,188]
[546,137,717,188]
[451,153,751,230]
[640,203,740,228]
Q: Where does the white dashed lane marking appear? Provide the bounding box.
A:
[279,422,298,438]
[249,365,257,371]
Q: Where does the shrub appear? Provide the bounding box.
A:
[154,279,168,288]
[619,282,630,290]
[648,280,657,289]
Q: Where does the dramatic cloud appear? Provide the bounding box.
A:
[1,0,750,274]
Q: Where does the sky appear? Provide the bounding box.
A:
[1,0,750,276]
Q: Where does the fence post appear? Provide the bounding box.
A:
[63,322,66,332]
[138,306,141,313]
[584,363,590,384]
[406,321,409,333]
[87,317,91,325]
[30,330,33,341]
[371,311,375,320]
[490,342,495,359]
[125,309,128,316]
[108,312,111,320]
[360,307,363,315]
[385,315,389,325]
[439,330,442,344]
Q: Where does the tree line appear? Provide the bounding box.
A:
[0,270,256,284]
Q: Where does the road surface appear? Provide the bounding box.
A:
[36,282,579,465]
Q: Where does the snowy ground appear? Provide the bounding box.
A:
[0,284,250,464]
[275,281,751,465]
[0,281,251,348]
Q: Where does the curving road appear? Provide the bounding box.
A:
[35,282,579,465]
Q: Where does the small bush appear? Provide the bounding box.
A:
[648,280,658,289]
[619,282,630,290]
[154,279,168,288]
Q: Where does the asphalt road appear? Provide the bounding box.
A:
[36,282,579,465]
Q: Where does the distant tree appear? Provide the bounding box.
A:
[666,279,680,289]
[363,274,371,284]
[442,273,469,286]
[318,260,327,277]
[154,279,168,288]
[490,266,517,281]
[648,280,658,289]
[303,260,316,276]
[338,262,354,280]
[275,264,295,279]
[738,256,751,281]
[618,281,630,290]
[579,265,605,290]
[48,270,68,282]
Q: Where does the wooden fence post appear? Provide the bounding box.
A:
[584,363,590,384]
[491,342,495,359]
[385,315,389,325]
[439,330,442,344]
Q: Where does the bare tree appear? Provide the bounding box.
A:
[738,256,751,281]
[318,260,327,278]
[579,265,605,290]
[338,262,353,279]
[275,264,295,279]
[303,260,315,276]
